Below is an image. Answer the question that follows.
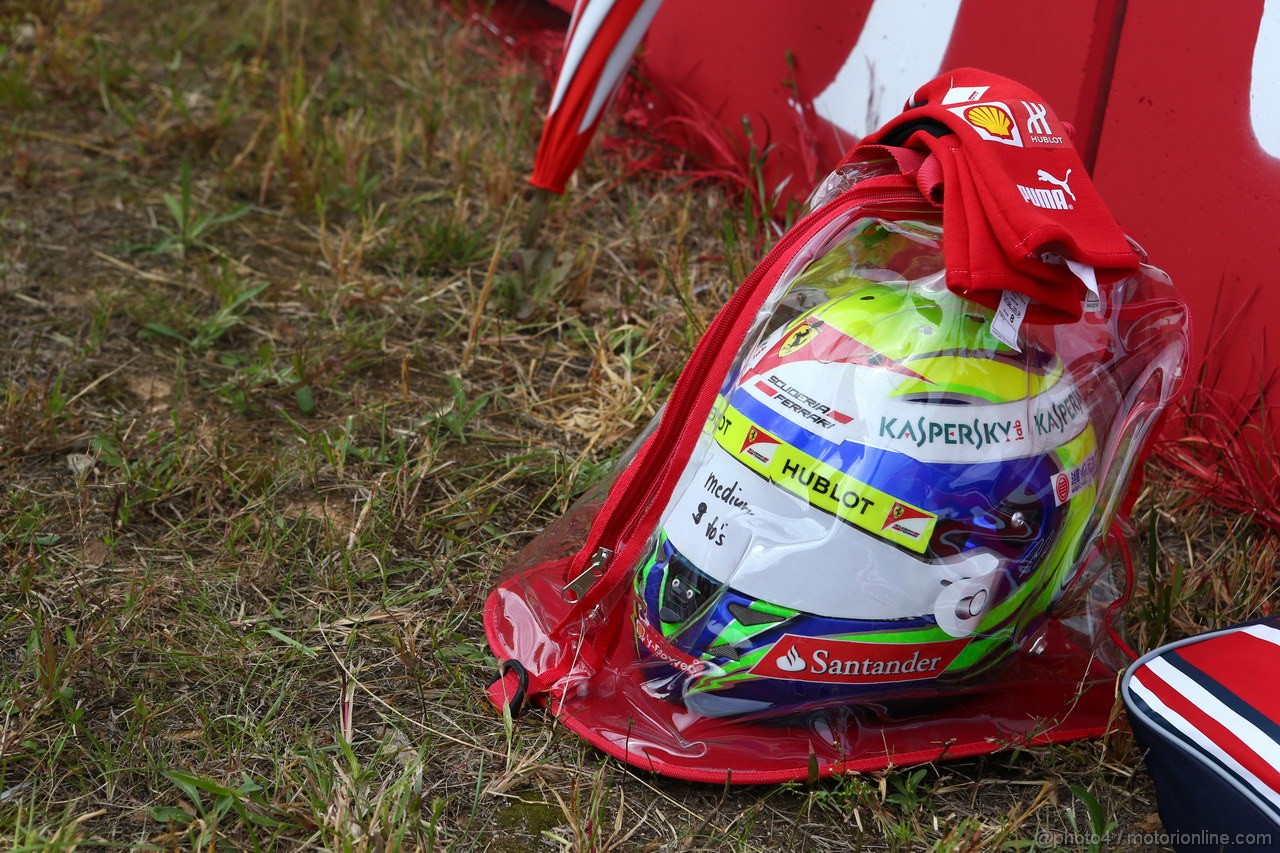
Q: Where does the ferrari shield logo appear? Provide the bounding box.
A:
[779,322,821,357]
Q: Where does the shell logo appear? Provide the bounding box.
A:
[964,104,1014,139]
[947,101,1024,147]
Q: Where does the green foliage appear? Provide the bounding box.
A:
[142,159,253,257]
[141,273,268,352]
[1066,785,1118,853]
[421,374,490,446]
[158,770,289,850]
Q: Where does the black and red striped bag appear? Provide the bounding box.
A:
[1123,619,1280,851]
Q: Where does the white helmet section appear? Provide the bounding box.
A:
[658,432,1000,629]
[740,356,1089,465]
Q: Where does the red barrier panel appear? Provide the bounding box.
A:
[1094,1,1279,424]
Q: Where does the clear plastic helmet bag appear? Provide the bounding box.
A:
[485,164,1189,782]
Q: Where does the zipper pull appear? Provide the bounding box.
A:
[563,546,614,602]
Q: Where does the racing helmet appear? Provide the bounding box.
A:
[633,266,1099,718]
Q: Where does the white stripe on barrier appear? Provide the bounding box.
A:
[812,0,963,140]
[549,0,612,116]
[581,0,663,133]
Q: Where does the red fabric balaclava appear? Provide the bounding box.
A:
[855,67,1140,325]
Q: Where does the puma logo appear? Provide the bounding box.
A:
[1036,168,1075,201]
[1019,168,1074,210]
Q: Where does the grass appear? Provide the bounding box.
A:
[1,1,1277,851]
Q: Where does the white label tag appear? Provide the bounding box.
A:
[1065,258,1101,313]
[1064,258,1099,295]
[941,85,990,105]
[991,291,1030,351]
